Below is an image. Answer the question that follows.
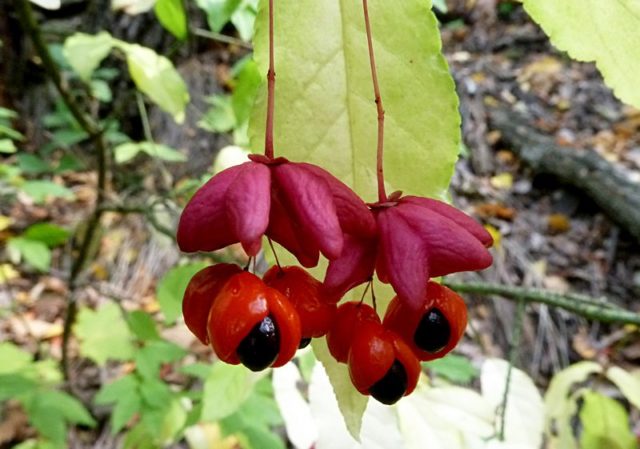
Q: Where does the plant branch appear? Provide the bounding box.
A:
[16,0,110,380]
[264,0,275,159]
[499,298,525,441]
[191,27,253,50]
[444,281,640,326]
[362,0,387,203]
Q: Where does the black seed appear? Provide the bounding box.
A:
[369,359,408,405]
[414,308,450,353]
[298,337,312,349]
[236,315,279,371]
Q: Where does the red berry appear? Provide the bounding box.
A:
[348,321,420,405]
[326,301,379,363]
[383,281,467,361]
[208,272,301,371]
[182,263,243,345]
[263,265,336,341]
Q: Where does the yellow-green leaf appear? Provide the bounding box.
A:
[114,41,190,123]
[579,391,637,449]
[544,362,602,449]
[63,32,114,81]
[249,0,460,201]
[522,0,640,109]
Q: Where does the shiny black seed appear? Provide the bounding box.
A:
[236,315,279,371]
[414,308,450,353]
[298,337,312,349]
[369,359,408,405]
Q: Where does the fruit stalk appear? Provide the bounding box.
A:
[264,0,276,159]
[362,0,387,202]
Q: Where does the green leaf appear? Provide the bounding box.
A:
[231,58,262,124]
[95,374,139,405]
[17,154,50,175]
[25,390,95,444]
[74,303,136,365]
[0,374,37,401]
[179,362,212,380]
[95,376,142,432]
[230,0,258,41]
[51,128,88,146]
[21,180,74,204]
[199,95,236,133]
[311,338,367,440]
[250,0,460,201]
[62,32,114,81]
[522,0,640,109]
[157,398,188,443]
[156,262,208,324]
[7,237,51,272]
[579,391,637,449]
[23,223,70,247]
[0,343,32,374]
[43,390,96,426]
[425,354,479,384]
[127,310,160,341]
[141,142,186,162]
[115,141,186,164]
[112,392,142,433]
[90,79,113,102]
[0,139,16,154]
[139,378,173,408]
[114,41,190,123]
[221,414,286,449]
[195,0,242,33]
[154,0,188,40]
[135,340,187,379]
[201,362,257,422]
[55,154,84,173]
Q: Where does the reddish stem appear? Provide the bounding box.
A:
[362,0,387,203]
[264,0,275,159]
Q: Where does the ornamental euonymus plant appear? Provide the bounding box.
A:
[177,0,493,407]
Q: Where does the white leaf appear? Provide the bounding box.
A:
[272,363,318,449]
[213,145,250,174]
[309,362,405,449]
[112,0,156,14]
[311,338,368,440]
[29,0,61,10]
[398,382,495,449]
[309,362,360,449]
[481,359,544,448]
[605,366,640,411]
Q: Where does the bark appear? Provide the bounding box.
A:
[489,107,640,243]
